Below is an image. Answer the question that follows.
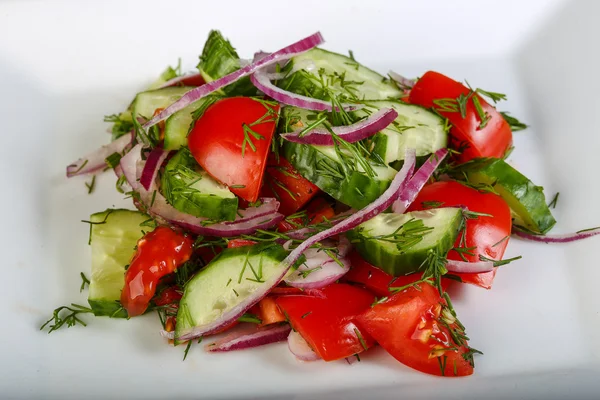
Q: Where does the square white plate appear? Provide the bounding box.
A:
[2,0,600,398]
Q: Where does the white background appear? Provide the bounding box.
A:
[1,0,600,399]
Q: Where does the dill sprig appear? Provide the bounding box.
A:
[40,303,94,333]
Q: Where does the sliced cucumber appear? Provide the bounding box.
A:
[358,100,448,164]
[462,158,556,234]
[131,86,193,120]
[161,147,238,221]
[281,106,398,209]
[277,48,402,101]
[88,209,148,317]
[163,96,218,151]
[175,243,288,340]
[197,30,256,96]
[347,208,462,276]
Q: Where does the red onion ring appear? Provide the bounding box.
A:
[205,324,291,352]
[446,259,495,274]
[389,70,416,89]
[250,67,361,112]
[285,257,351,290]
[144,32,325,129]
[391,148,448,213]
[139,148,169,190]
[513,227,600,243]
[287,330,320,361]
[281,108,398,145]
[66,132,133,177]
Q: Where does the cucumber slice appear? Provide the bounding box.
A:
[163,96,218,151]
[88,209,148,317]
[347,208,462,276]
[131,86,193,120]
[175,243,288,340]
[277,48,402,101]
[280,107,398,209]
[161,147,238,221]
[197,30,257,96]
[462,158,556,234]
[358,101,448,164]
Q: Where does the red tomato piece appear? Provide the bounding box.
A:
[153,286,183,307]
[277,196,335,232]
[226,239,257,249]
[409,71,512,162]
[344,252,450,296]
[275,283,376,361]
[356,282,474,376]
[188,97,280,202]
[257,296,286,326]
[260,154,320,216]
[121,227,194,317]
[408,181,512,264]
[451,270,497,290]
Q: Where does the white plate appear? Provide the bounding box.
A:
[2,0,600,398]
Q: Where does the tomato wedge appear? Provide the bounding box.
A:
[275,283,375,361]
[344,252,450,296]
[277,197,335,232]
[188,97,280,202]
[409,71,512,162]
[356,282,474,376]
[450,270,496,290]
[260,154,320,216]
[256,296,286,326]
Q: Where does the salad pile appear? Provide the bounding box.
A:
[44,31,600,377]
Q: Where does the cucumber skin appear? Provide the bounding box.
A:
[161,148,238,221]
[346,211,462,276]
[282,141,393,209]
[277,48,401,101]
[197,30,256,96]
[175,243,288,342]
[468,159,556,234]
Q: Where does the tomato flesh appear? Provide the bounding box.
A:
[409,71,512,162]
[188,97,280,202]
[275,283,375,361]
[260,154,319,215]
[356,282,474,376]
[277,197,335,232]
[121,227,194,317]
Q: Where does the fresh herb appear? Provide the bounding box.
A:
[139,218,158,228]
[356,218,433,253]
[500,112,528,131]
[479,254,522,266]
[298,266,322,279]
[182,341,193,361]
[81,210,113,245]
[189,96,221,134]
[354,328,368,351]
[131,113,156,147]
[104,113,134,139]
[40,303,94,333]
[175,257,203,287]
[438,355,448,376]
[241,123,265,158]
[472,95,491,129]
[238,313,262,324]
[105,152,123,169]
[301,311,312,319]
[475,88,507,104]
[79,272,90,293]
[371,296,388,307]
[548,192,559,209]
[491,235,510,248]
[421,201,444,209]
[85,175,96,194]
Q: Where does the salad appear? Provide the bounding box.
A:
[44,31,600,377]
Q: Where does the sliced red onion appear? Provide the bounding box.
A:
[513,227,600,243]
[205,324,291,352]
[281,149,416,271]
[66,132,133,177]
[251,67,360,112]
[288,330,320,361]
[286,257,351,289]
[121,145,283,236]
[281,108,397,145]
[160,330,175,340]
[389,71,416,89]
[140,148,169,190]
[345,356,359,365]
[144,32,325,129]
[446,259,494,274]
[391,148,448,213]
[223,198,280,225]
